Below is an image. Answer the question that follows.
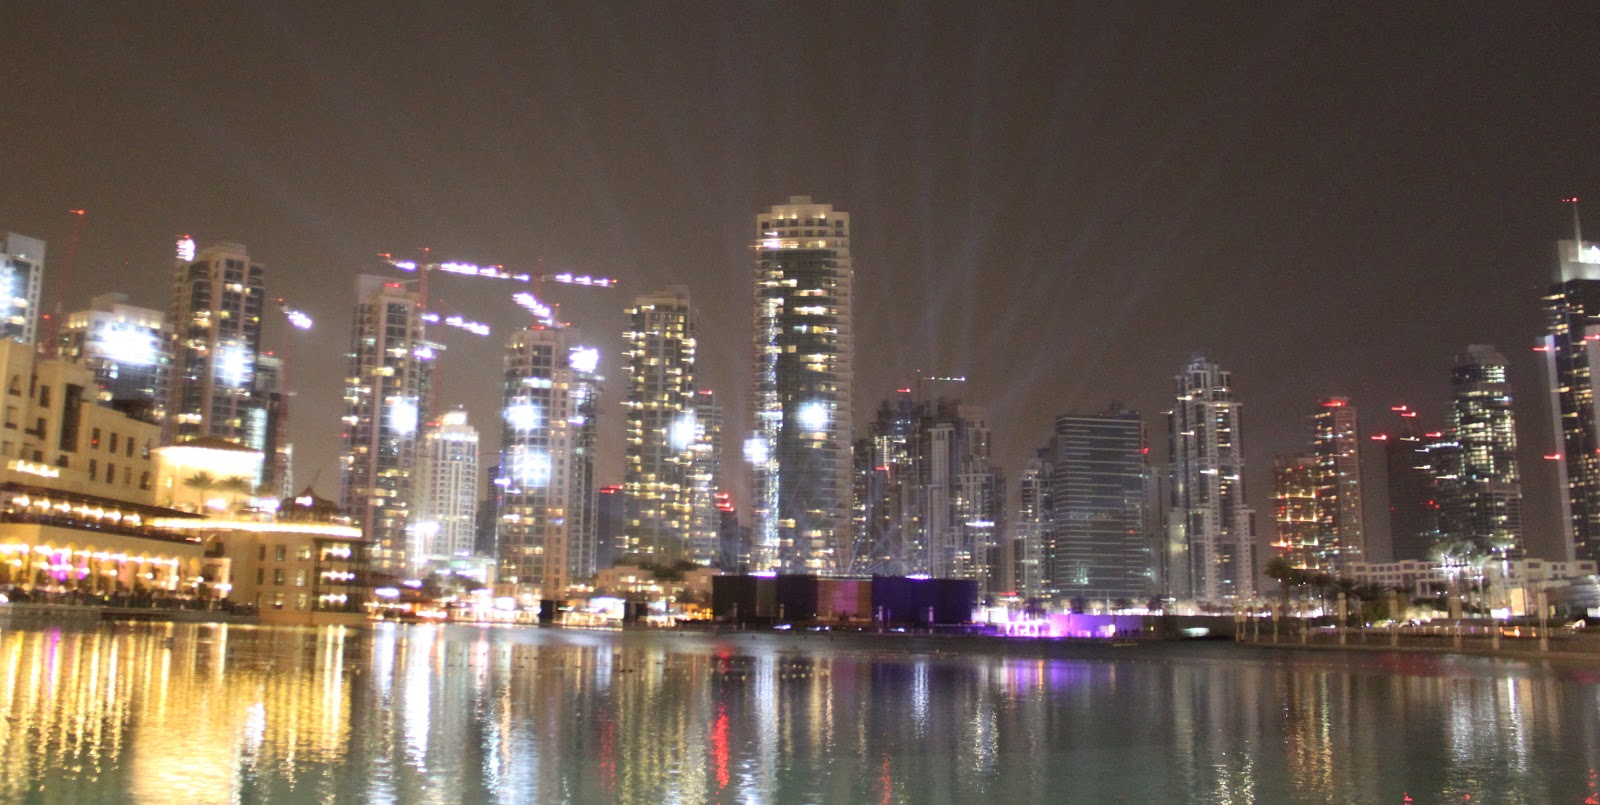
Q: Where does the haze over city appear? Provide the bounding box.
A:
[3,3,1598,564]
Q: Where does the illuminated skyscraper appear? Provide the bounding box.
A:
[903,392,1003,585]
[853,390,915,574]
[623,289,696,563]
[339,275,432,574]
[413,409,480,563]
[1543,212,1600,562]
[687,390,723,566]
[1443,345,1522,558]
[1045,406,1153,603]
[0,232,44,347]
[1167,356,1257,602]
[1271,455,1318,569]
[566,344,603,582]
[750,196,853,573]
[1012,449,1050,602]
[60,292,169,425]
[166,239,265,449]
[1311,397,1365,570]
[498,325,579,597]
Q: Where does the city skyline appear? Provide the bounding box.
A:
[3,4,1599,562]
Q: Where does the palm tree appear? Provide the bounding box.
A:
[182,471,219,510]
[218,476,254,509]
[1264,556,1297,611]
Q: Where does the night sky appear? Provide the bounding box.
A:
[3,3,1598,560]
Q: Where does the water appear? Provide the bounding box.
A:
[0,623,1596,804]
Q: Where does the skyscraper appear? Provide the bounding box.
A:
[166,238,265,449]
[339,275,432,574]
[687,390,723,566]
[1543,209,1600,563]
[1012,449,1050,602]
[622,289,696,563]
[498,324,578,597]
[1167,356,1257,603]
[750,196,853,573]
[60,292,168,424]
[904,393,1004,584]
[1311,397,1365,570]
[1375,405,1442,562]
[1444,345,1522,558]
[853,390,916,574]
[1271,455,1319,569]
[1045,406,1153,604]
[0,233,44,347]
[566,344,603,583]
[413,409,480,564]
[254,353,292,499]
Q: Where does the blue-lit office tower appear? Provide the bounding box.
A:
[1046,406,1153,603]
[166,239,265,449]
[61,293,169,425]
[339,275,432,574]
[1167,356,1257,603]
[750,196,854,573]
[499,325,597,597]
[1443,345,1522,558]
[1543,213,1600,562]
[0,233,44,346]
[566,345,603,582]
[687,390,723,566]
[623,289,696,563]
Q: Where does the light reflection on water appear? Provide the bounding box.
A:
[0,623,1596,804]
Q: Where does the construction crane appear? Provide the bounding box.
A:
[379,253,619,331]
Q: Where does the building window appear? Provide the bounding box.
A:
[87,459,96,480]
[139,471,150,490]
[275,545,286,562]
[37,386,49,408]
[110,433,119,453]
[256,568,264,585]
[273,569,285,586]
[258,545,266,561]
[91,428,100,448]
[297,546,312,561]
[295,570,306,587]
[104,464,114,484]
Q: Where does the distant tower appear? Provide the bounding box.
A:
[60,292,169,425]
[566,343,603,582]
[254,353,292,498]
[1543,199,1600,562]
[414,409,480,564]
[166,238,266,449]
[902,388,1003,585]
[1445,345,1522,558]
[622,288,696,563]
[1271,456,1319,569]
[687,390,723,566]
[1013,448,1051,602]
[1311,397,1365,570]
[750,196,854,573]
[0,232,44,346]
[1376,405,1442,562]
[1167,356,1257,602]
[1045,405,1153,604]
[339,275,433,574]
[498,325,578,597]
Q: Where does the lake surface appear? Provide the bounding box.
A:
[0,622,1595,804]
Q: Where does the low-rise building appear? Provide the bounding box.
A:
[1348,558,1597,617]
